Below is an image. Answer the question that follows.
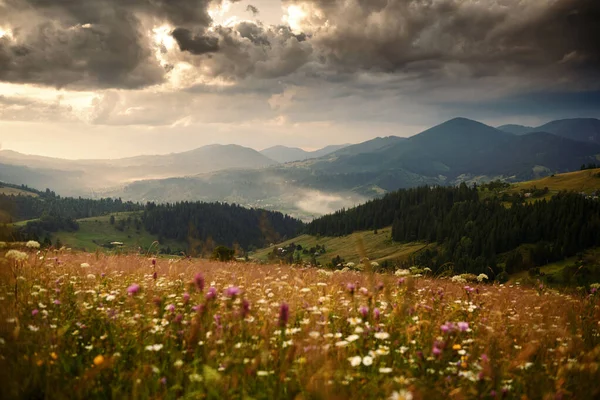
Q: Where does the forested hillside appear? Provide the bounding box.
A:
[306,185,600,277]
[142,202,304,251]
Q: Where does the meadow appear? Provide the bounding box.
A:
[1,246,600,399]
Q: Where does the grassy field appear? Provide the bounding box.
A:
[0,186,38,197]
[510,168,600,196]
[251,227,428,265]
[1,250,599,399]
[49,212,180,253]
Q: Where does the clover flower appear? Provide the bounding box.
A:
[127,283,141,296]
[279,302,289,327]
[193,273,204,292]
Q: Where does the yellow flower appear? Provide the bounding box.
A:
[93,355,105,366]
[36,360,44,366]
[452,344,462,350]
[50,352,58,360]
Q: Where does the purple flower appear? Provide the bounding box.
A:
[160,377,167,385]
[127,283,140,296]
[481,353,489,363]
[182,292,190,304]
[174,314,183,323]
[457,321,469,332]
[279,302,290,327]
[193,273,204,292]
[31,309,39,316]
[397,278,406,285]
[53,299,61,305]
[151,258,156,266]
[373,308,381,321]
[359,306,369,319]
[205,287,217,301]
[432,346,442,356]
[152,272,157,280]
[464,285,475,293]
[376,282,384,291]
[346,283,356,295]
[241,299,251,318]
[225,286,241,298]
[440,323,452,334]
[166,304,175,313]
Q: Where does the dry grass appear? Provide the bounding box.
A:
[1,249,599,399]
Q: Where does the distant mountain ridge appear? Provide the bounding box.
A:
[498,118,600,144]
[260,144,350,163]
[3,117,600,218]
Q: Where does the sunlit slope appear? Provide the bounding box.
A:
[252,226,428,265]
[510,168,600,195]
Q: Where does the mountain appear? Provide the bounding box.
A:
[260,144,349,163]
[496,124,535,135]
[498,118,600,144]
[0,144,278,194]
[112,118,600,217]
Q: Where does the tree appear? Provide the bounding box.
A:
[110,215,115,225]
[212,246,235,262]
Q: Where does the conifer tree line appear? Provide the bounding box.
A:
[0,187,142,222]
[307,185,600,276]
[141,202,304,250]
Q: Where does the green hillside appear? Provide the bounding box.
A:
[510,168,600,195]
[251,226,428,266]
[49,212,182,253]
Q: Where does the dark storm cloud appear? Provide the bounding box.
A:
[172,28,220,55]
[288,0,600,86]
[246,5,259,16]
[0,0,235,89]
[0,0,598,92]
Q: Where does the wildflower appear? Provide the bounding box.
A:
[457,321,469,332]
[32,309,39,316]
[373,308,381,321]
[279,302,289,327]
[362,356,373,366]
[26,240,40,249]
[241,299,251,319]
[80,263,90,268]
[53,299,61,305]
[165,304,175,313]
[348,356,362,367]
[359,306,369,318]
[374,332,390,340]
[477,273,489,282]
[87,274,96,280]
[432,345,442,356]
[174,359,184,368]
[395,269,410,277]
[379,367,393,373]
[453,344,462,350]
[347,283,356,295]
[389,390,413,400]
[193,273,204,292]
[145,344,164,352]
[346,334,360,342]
[309,331,320,339]
[93,355,105,366]
[189,373,203,382]
[127,283,140,296]
[153,271,157,280]
[182,292,190,304]
[225,286,241,298]
[6,250,27,262]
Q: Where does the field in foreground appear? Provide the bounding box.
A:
[1,250,600,399]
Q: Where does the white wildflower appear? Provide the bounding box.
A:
[362,356,373,366]
[26,240,40,249]
[374,332,390,340]
[348,356,362,367]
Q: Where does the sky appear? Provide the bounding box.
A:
[0,0,599,159]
